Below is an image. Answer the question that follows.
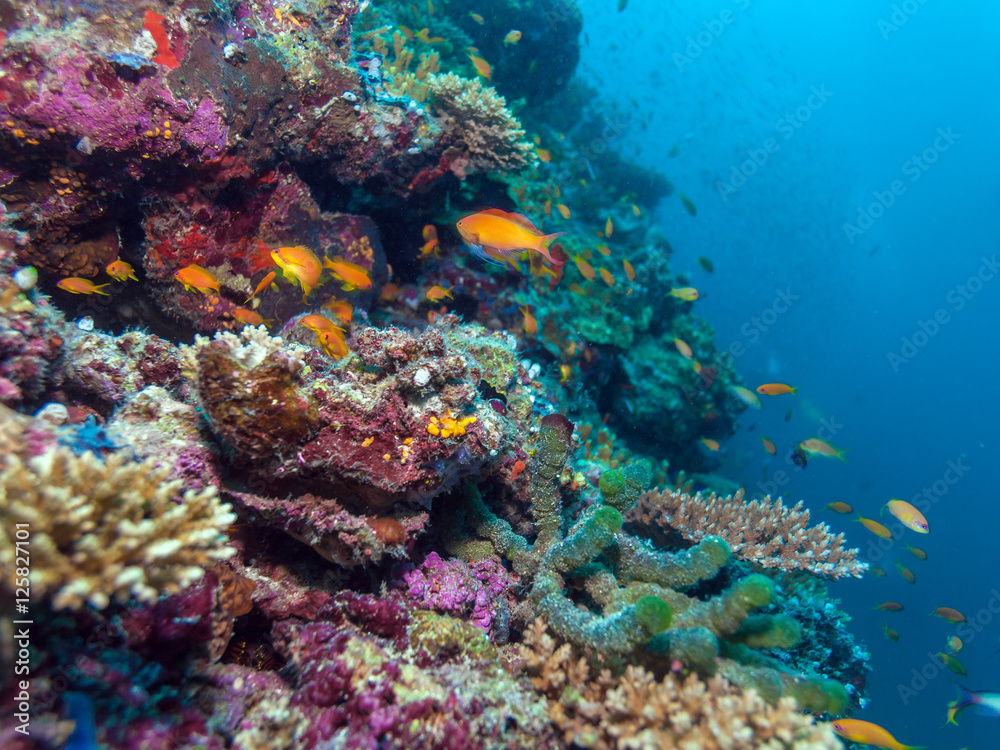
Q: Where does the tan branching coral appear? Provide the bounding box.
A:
[426,73,536,176]
[519,619,842,750]
[630,488,866,580]
[0,407,236,610]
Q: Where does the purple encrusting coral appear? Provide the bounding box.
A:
[398,552,518,634]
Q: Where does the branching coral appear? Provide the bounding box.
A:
[0,404,235,610]
[630,487,867,580]
[519,618,843,750]
[427,72,536,176]
[450,415,848,714]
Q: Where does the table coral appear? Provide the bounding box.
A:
[630,486,867,580]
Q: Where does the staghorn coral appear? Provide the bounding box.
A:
[630,487,867,580]
[0,403,235,610]
[427,72,536,177]
[519,618,843,750]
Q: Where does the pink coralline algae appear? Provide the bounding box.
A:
[193,323,519,510]
[399,552,518,635]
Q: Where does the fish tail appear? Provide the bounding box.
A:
[535,232,567,265]
[95,283,110,295]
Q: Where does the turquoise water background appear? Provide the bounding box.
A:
[578,1,1000,747]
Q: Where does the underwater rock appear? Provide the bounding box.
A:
[142,169,387,331]
[61,329,183,406]
[192,322,521,512]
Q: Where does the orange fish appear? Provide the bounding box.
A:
[556,203,571,219]
[469,12,484,24]
[315,328,349,359]
[299,314,343,335]
[904,542,927,561]
[457,209,565,268]
[559,364,571,383]
[799,438,847,461]
[322,297,353,325]
[831,719,922,750]
[871,566,886,577]
[597,244,612,256]
[598,267,615,287]
[931,607,966,623]
[419,238,440,259]
[568,283,586,295]
[825,501,852,514]
[380,282,402,302]
[623,258,635,281]
[631,204,641,217]
[700,437,720,451]
[883,498,929,534]
[673,338,693,359]
[106,260,137,282]
[572,255,597,282]
[503,30,521,46]
[856,514,892,539]
[323,255,372,291]
[535,148,552,163]
[756,383,796,396]
[668,287,699,301]
[245,270,277,304]
[57,277,110,295]
[761,437,777,455]
[425,285,453,301]
[272,246,322,298]
[467,53,492,79]
[520,305,537,336]
[605,217,613,236]
[946,636,962,653]
[873,602,904,612]
[174,264,220,295]
[894,560,916,584]
[231,308,269,327]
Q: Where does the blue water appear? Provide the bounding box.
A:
[579,1,1000,747]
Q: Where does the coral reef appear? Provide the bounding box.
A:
[0,403,234,610]
[426,72,536,178]
[448,418,850,714]
[520,618,843,750]
[0,0,875,745]
[190,321,520,510]
[630,487,867,579]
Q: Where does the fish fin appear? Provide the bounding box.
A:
[95,284,110,295]
[535,232,567,265]
[880,504,887,518]
[489,208,543,234]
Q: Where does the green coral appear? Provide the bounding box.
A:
[409,610,497,660]
[450,414,850,714]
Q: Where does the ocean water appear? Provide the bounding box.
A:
[580,1,1000,747]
